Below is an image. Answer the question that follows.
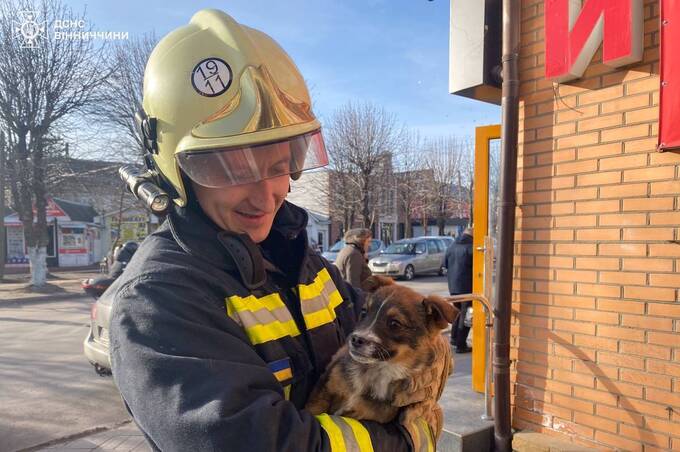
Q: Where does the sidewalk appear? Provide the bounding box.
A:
[0,270,100,304]
[31,354,483,452]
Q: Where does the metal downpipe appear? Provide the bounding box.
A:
[494,0,520,450]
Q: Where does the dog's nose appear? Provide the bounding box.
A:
[350,333,366,348]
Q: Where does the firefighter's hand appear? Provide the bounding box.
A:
[393,334,453,407]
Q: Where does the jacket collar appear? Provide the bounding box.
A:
[167,200,309,278]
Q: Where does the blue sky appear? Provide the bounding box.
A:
[69,0,500,139]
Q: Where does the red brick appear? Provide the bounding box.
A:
[622,258,673,272]
[622,314,674,331]
[600,153,648,171]
[620,368,672,391]
[620,341,671,360]
[647,302,680,317]
[596,351,645,370]
[599,243,646,256]
[599,271,646,285]
[599,213,647,226]
[597,325,644,342]
[575,257,620,270]
[623,227,674,241]
[596,298,645,314]
[575,228,620,241]
[577,170,621,186]
[623,197,674,211]
[595,431,643,452]
[624,285,675,302]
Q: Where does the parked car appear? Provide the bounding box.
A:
[368,238,447,280]
[421,235,455,253]
[322,239,385,263]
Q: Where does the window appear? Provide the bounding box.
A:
[427,240,438,254]
[415,242,426,254]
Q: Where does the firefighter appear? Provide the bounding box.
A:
[106,9,446,451]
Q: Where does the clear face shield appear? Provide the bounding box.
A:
[176,130,328,188]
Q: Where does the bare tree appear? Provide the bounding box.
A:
[324,102,402,230]
[94,33,156,161]
[0,0,113,286]
[424,137,468,235]
[393,130,431,238]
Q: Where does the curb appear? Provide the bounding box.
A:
[17,420,133,452]
[0,292,89,306]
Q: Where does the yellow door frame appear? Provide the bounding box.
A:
[471,124,501,393]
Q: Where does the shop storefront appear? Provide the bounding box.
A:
[3,197,103,268]
[452,0,680,450]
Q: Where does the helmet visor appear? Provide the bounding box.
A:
[176,130,328,188]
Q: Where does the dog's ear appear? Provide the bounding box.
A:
[422,295,459,330]
[361,275,394,292]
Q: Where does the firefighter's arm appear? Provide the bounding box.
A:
[109,275,413,452]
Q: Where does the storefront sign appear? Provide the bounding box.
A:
[659,0,680,150]
[545,0,643,82]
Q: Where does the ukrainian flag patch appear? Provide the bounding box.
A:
[268,357,293,385]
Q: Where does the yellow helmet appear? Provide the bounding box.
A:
[140,9,327,206]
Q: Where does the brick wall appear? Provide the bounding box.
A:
[513,1,680,450]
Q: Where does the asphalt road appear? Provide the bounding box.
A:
[0,275,449,452]
[0,296,129,452]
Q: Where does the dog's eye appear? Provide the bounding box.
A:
[389,319,402,329]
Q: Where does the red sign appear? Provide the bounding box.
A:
[659,0,680,151]
[58,248,87,254]
[545,0,643,82]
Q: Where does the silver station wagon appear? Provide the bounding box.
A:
[368,238,447,281]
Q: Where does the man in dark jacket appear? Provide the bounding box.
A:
[444,228,473,353]
[105,9,445,451]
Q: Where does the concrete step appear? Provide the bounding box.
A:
[436,351,495,451]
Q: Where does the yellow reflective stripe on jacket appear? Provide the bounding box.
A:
[225,293,301,345]
[315,413,374,452]
[299,268,344,330]
[409,419,434,452]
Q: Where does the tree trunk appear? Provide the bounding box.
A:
[0,132,5,282]
[28,246,48,286]
[31,136,49,287]
[405,214,412,238]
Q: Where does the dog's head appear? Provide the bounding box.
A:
[347,276,459,367]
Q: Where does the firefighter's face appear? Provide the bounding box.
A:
[191,174,289,243]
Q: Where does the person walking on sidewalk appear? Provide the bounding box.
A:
[334,228,372,288]
[106,9,447,452]
[444,228,474,353]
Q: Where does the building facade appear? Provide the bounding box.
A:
[510,1,680,450]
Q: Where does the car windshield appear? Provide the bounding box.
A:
[329,240,345,252]
[383,242,415,254]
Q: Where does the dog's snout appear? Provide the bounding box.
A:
[350,333,366,348]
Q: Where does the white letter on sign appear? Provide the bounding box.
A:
[545,0,643,82]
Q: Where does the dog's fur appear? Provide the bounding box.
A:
[305,276,458,423]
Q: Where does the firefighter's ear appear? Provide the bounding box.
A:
[361,275,394,293]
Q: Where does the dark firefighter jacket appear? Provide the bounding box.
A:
[106,201,418,452]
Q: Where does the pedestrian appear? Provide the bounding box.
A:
[105,9,446,452]
[334,228,372,287]
[444,227,474,353]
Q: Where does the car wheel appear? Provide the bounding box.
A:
[404,265,415,281]
[439,266,447,276]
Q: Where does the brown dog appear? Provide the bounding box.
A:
[305,276,458,423]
